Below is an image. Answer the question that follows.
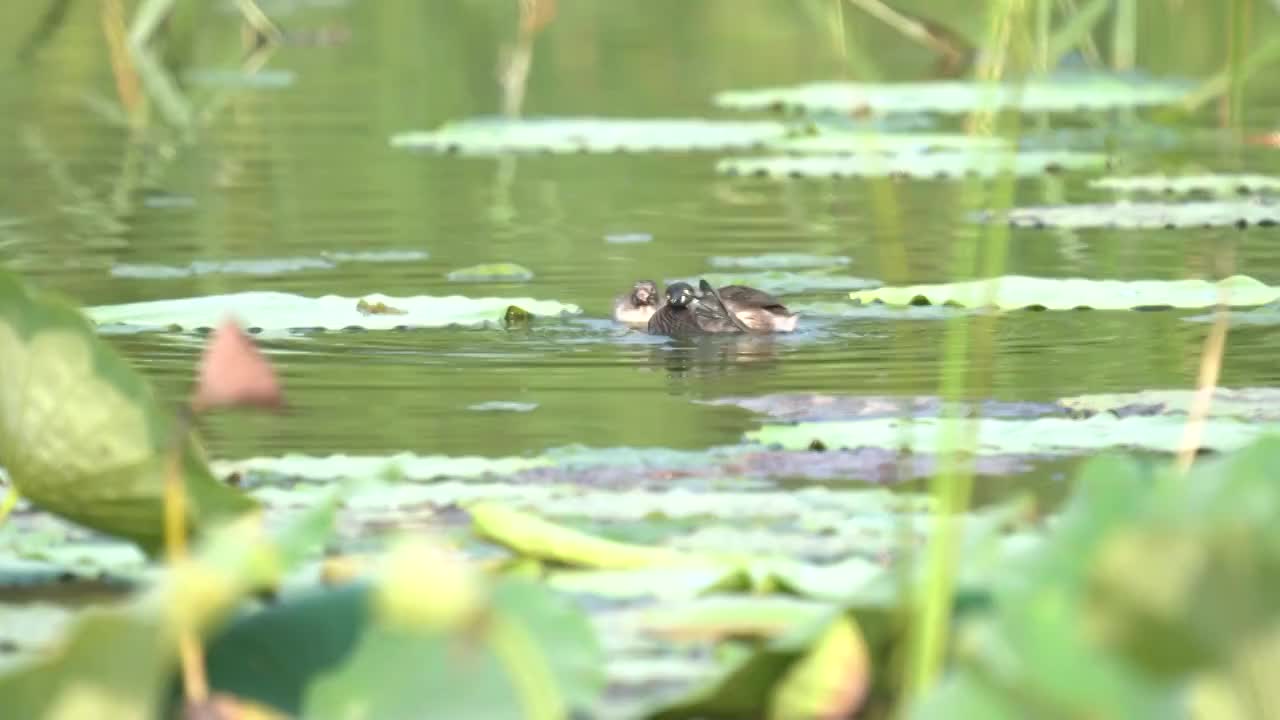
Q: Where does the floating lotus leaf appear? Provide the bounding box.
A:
[1187,304,1280,325]
[746,414,1276,455]
[991,200,1280,228]
[708,254,851,270]
[390,116,790,154]
[467,401,538,412]
[788,302,969,320]
[211,452,549,482]
[669,271,880,295]
[111,251,428,279]
[112,258,334,278]
[763,132,1008,154]
[705,394,1059,422]
[847,275,1280,310]
[446,263,535,282]
[1058,387,1280,421]
[86,291,582,333]
[0,271,255,552]
[717,151,1107,179]
[1089,174,1280,196]
[714,75,1195,114]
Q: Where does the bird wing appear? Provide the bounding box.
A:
[695,280,752,333]
[717,285,790,312]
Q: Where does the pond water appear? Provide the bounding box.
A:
[4,0,1280,506]
[11,2,1280,716]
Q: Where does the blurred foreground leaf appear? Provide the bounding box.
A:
[0,269,255,553]
[646,608,871,720]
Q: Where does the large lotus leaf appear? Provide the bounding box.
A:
[86,291,582,334]
[669,271,881,294]
[992,200,1280,228]
[0,271,255,552]
[717,151,1106,179]
[762,132,1008,154]
[390,116,790,154]
[847,275,1280,310]
[302,578,604,720]
[1058,388,1280,421]
[746,415,1275,455]
[1089,174,1280,196]
[713,75,1195,114]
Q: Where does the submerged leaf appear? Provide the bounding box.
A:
[391,116,789,154]
[991,200,1280,228]
[714,75,1194,114]
[86,291,581,333]
[1089,174,1280,196]
[718,151,1107,179]
[447,263,535,283]
[847,275,1280,310]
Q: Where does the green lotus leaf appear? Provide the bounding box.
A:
[746,415,1276,455]
[714,75,1194,114]
[390,116,790,155]
[86,291,582,334]
[0,271,255,553]
[994,200,1280,229]
[446,263,535,282]
[1089,174,1280,196]
[717,151,1106,179]
[847,275,1280,310]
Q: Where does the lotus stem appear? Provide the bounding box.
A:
[1177,285,1231,473]
[163,404,211,706]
